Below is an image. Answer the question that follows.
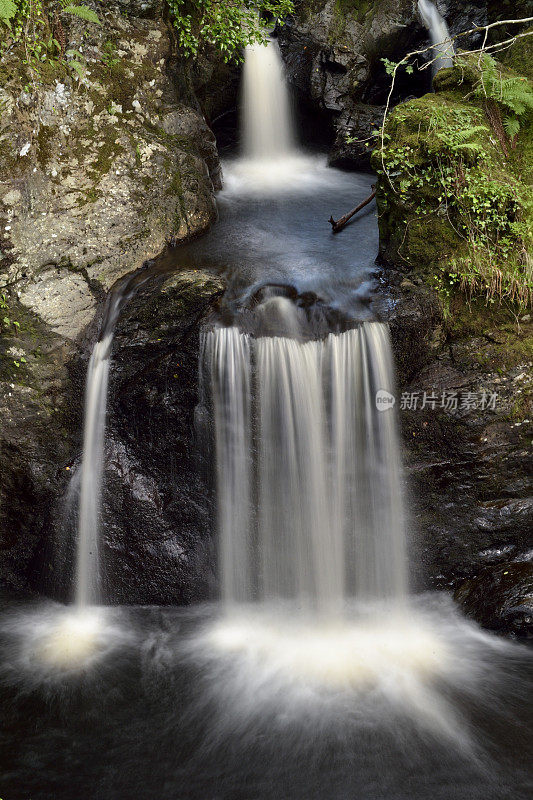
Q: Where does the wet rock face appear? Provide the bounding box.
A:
[385,274,533,636]
[99,269,224,604]
[0,0,234,599]
[455,562,533,639]
[277,0,426,168]
[0,266,224,602]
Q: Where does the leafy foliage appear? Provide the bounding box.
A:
[471,53,533,142]
[60,4,100,24]
[0,1,100,82]
[374,93,533,310]
[0,0,17,28]
[166,0,294,63]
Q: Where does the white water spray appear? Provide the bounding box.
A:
[75,334,112,607]
[418,0,454,73]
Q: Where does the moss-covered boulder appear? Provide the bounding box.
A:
[373,54,533,310]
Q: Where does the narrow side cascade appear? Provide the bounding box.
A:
[418,0,454,73]
[201,318,407,613]
[242,40,295,161]
[72,270,149,608]
[75,335,112,607]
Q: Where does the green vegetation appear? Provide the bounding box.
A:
[166,0,295,63]
[1,0,296,68]
[0,0,100,83]
[373,53,533,313]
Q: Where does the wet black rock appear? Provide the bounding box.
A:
[384,275,533,639]
[101,269,225,604]
[455,562,533,639]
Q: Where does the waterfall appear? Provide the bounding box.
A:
[75,334,112,607]
[226,39,326,193]
[72,271,146,607]
[202,319,407,613]
[242,40,295,161]
[418,0,454,73]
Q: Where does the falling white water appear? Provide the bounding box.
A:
[202,319,407,612]
[418,0,454,73]
[226,40,324,193]
[75,334,112,607]
[242,40,295,160]
[201,327,252,604]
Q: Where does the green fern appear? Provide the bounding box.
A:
[61,5,101,24]
[504,116,521,139]
[452,141,485,154]
[498,76,533,116]
[0,0,16,29]
[475,55,533,134]
[452,125,488,141]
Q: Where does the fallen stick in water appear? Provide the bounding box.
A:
[329,186,376,233]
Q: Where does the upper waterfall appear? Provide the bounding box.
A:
[418,0,454,74]
[226,39,327,193]
[242,40,295,160]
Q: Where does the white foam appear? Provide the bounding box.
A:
[185,596,526,747]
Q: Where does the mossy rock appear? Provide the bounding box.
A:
[374,53,533,308]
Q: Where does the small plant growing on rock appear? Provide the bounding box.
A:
[0,1,100,83]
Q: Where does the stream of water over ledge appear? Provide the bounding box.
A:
[0,39,531,800]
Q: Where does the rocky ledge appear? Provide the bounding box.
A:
[0,0,233,598]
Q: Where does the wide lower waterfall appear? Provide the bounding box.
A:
[418,0,454,73]
[242,40,295,160]
[201,319,407,612]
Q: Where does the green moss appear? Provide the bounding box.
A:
[334,0,372,22]
[34,58,67,85]
[374,56,533,309]
[37,124,56,168]
[88,55,159,113]
[501,29,533,81]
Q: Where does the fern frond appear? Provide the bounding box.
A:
[499,78,533,116]
[454,125,488,141]
[69,60,86,81]
[504,116,520,139]
[0,0,16,28]
[62,5,101,24]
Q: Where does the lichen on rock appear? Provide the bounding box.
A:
[0,0,220,308]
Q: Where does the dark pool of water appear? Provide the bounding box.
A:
[173,157,380,321]
[0,595,531,800]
